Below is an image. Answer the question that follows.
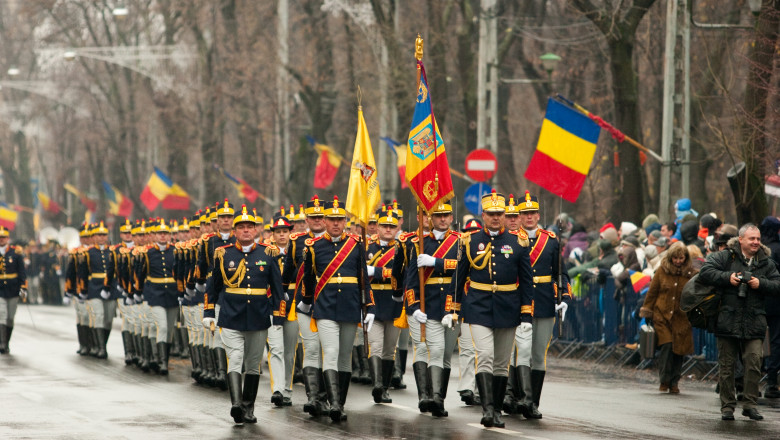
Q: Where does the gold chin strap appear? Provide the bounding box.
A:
[219,254,247,288]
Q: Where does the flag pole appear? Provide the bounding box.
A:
[414,34,426,342]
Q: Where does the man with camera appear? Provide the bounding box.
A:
[699,223,780,421]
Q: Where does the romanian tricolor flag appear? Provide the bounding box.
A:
[140,167,191,211]
[628,269,651,295]
[37,192,61,214]
[64,183,98,212]
[103,182,134,217]
[381,137,408,189]
[524,97,600,203]
[308,136,343,189]
[0,202,18,230]
[213,164,260,203]
[405,61,453,212]
[345,105,381,227]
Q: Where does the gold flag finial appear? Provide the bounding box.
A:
[415,34,424,61]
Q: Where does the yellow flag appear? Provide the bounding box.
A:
[345,106,381,227]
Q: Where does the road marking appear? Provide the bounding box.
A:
[467,423,552,440]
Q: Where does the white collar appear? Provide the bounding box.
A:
[313,231,326,238]
[433,229,447,240]
[157,243,168,251]
[0,245,7,255]
[379,240,388,247]
[124,242,135,249]
[242,245,253,252]
[488,229,500,237]
[220,232,231,240]
[524,228,538,239]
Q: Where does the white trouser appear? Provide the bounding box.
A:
[297,313,321,369]
[407,315,457,368]
[75,299,89,326]
[151,306,178,343]
[367,320,401,360]
[531,317,555,371]
[87,298,105,329]
[221,327,268,375]
[470,325,515,377]
[317,319,358,372]
[0,296,19,327]
[457,320,477,392]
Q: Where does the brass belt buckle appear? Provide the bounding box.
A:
[337,275,343,284]
[246,287,252,295]
[492,283,498,293]
[438,277,443,284]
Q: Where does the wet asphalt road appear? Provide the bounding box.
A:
[2,305,780,440]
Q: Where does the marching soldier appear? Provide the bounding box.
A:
[0,226,27,354]
[267,211,298,406]
[451,190,534,428]
[135,220,179,375]
[457,217,483,407]
[299,196,374,423]
[196,200,237,389]
[80,222,115,359]
[284,195,329,417]
[365,207,403,403]
[66,224,91,356]
[202,206,284,424]
[114,219,136,365]
[403,201,461,417]
[512,192,570,419]
[182,213,203,381]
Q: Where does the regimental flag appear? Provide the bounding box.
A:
[103,182,134,217]
[213,164,260,203]
[628,269,651,295]
[381,137,408,189]
[345,106,381,227]
[0,202,18,230]
[63,183,98,212]
[406,61,454,213]
[524,97,600,203]
[308,136,343,189]
[37,192,61,214]
[140,166,191,211]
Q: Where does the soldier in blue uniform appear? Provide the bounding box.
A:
[451,190,534,428]
[202,206,284,424]
[135,220,179,374]
[196,200,237,389]
[284,195,329,417]
[114,219,136,365]
[0,226,27,354]
[457,217,483,407]
[66,225,91,356]
[299,196,374,423]
[267,210,298,407]
[80,222,115,359]
[512,191,570,419]
[404,201,461,417]
[365,207,403,404]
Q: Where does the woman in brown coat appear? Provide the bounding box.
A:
[639,242,695,393]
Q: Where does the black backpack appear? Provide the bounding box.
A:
[680,274,719,330]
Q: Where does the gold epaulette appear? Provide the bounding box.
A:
[13,245,23,253]
[304,236,322,246]
[460,232,471,246]
[290,232,307,240]
[264,244,280,257]
[539,228,556,239]
[447,230,462,238]
[119,247,131,255]
[348,233,361,242]
[214,246,227,260]
[370,234,379,242]
[110,244,120,251]
[200,232,214,242]
[511,229,530,247]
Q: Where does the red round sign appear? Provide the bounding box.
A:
[465,149,497,182]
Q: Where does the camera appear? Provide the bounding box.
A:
[737,271,752,298]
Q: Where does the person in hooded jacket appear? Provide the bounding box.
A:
[759,216,780,398]
[698,224,780,421]
[639,242,695,394]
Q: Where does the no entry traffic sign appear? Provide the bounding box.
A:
[465,149,497,182]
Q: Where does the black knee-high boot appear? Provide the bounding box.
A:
[476,372,495,428]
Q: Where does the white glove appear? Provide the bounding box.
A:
[19,289,28,301]
[133,293,143,303]
[184,288,196,301]
[392,294,404,303]
[520,322,532,332]
[417,254,436,267]
[195,282,206,293]
[412,309,427,324]
[118,286,128,297]
[555,302,568,322]
[56,269,62,276]
[363,313,375,332]
[202,317,217,329]
[124,297,134,306]
[366,265,376,277]
[297,302,312,314]
[284,292,290,302]
[78,293,87,301]
[100,289,111,300]
[441,314,455,329]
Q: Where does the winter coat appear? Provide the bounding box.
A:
[564,231,589,260]
[698,237,780,340]
[640,258,695,355]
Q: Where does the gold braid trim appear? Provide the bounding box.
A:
[467,242,492,270]
[265,245,280,257]
[217,247,247,288]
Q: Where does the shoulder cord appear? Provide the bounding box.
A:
[219,253,247,288]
